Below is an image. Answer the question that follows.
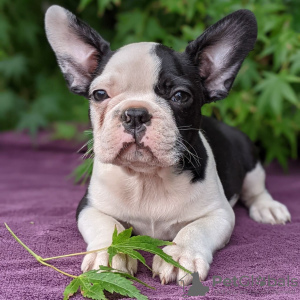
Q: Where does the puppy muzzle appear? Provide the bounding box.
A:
[121,107,152,143]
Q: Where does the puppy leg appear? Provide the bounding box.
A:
[152,207,235,286]
[78,205,137,274]
[241,162,291,224]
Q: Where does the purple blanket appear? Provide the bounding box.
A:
[1,132,299,300]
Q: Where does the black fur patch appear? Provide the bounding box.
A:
[154,44,208,182]
[201,116,258,200]
[185,9,257,103]
[153,44,258,199]
[76,191,89,221]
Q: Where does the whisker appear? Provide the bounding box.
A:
[178,128,200,131]
[177,137,201,168]
[176,139,199,169]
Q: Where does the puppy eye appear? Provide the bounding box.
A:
[171,91,190,103]
[93,89,109,102]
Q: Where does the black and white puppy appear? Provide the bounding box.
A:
[45,6,291,285]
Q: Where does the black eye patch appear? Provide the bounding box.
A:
[171,91,191,104]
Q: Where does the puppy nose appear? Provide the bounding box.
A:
[121,108,152,130]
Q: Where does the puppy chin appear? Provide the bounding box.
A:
[96,142,177,173]
[114,143,160,171]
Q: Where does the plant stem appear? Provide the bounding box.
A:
[43,247,108,261]
[4,223,42,261]
[5,223,77,279]
[40,260,78,278]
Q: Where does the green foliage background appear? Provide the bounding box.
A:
[1,0,300,169]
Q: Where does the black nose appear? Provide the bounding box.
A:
[121,108,152,131]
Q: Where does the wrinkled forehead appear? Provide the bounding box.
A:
[90,42,160,93]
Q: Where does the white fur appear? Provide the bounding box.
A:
[74,42,289,285]
[78,206,137,274]
[229,194,239,207]
[45,6,291,287]
[241,162,291,224]
[88,43,180,168]
[78,131,235,284]
[45,6,98,90]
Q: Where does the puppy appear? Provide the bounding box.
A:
[45,6,291,285]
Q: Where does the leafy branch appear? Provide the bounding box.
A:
[5,223,191,299]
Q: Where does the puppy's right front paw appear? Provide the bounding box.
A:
[81,251,138,275]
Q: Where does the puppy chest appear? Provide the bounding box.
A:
[120,218,189,241]
[89,165,208,239]
[91,184,193,239]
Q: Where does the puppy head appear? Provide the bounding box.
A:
[45,6,257,173]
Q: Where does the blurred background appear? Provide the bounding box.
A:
[1,0,300,180]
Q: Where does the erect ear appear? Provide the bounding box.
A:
[185,10,257,103]
[45,5,110,97]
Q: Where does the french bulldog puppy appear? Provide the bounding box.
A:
[45,6,291,285]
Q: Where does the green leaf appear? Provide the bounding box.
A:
[255,72,300,115]
[108,227,191,274]
[290,51,300,75]
[112,226,132,242]
[17,111,48,137]
[279,81,298,105]
[0,91,23,119]
[0,54,27,82]
[97,0,120,15]
[78,0,94,11]
[63,278,80,300]
[69,270,149,300]
[235,59,260,90]
[98,266,155,289]
[69,158,94,184]
[108,227,146,267]
[52,122,77,141]
[182,24,204,41]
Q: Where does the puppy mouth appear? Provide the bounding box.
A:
[114,142,159,167]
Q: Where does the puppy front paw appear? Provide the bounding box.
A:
[81,251,138,275]
[152,244,210,286]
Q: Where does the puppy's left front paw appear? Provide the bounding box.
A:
[152,244,210,286]
[81,251,138,275]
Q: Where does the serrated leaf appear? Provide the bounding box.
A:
[80,281,106,300]
[69,158,94,184]
[112,226,132,242]
[112,247,147,268]
[255,72,300,115]
[98,266,155,289]
[63,278,80,300]
[121,239,191,273]
[279,81,298,105]
[64,269,150,300]
[80,271,148,300]
[108,227,191,274]
[108,227,146,267]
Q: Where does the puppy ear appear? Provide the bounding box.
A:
[45,5,110,97]
[185,10,257,103]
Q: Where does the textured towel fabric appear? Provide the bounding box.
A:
[0,132,299,300]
